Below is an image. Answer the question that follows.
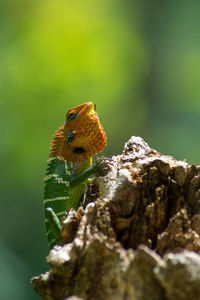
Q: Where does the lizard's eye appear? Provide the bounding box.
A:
[66,112,79,122]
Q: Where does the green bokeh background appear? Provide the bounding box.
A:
[1,1,200,299]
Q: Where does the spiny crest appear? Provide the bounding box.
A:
[49,126,65,158]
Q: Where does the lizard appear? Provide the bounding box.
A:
[43,102,107,249]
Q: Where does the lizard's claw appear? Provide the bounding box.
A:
[94,156,112,177]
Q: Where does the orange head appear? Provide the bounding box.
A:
[50,102,107,164]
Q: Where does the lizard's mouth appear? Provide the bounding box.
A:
[78,102,94,116]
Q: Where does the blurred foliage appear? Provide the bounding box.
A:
[1,0,200,299]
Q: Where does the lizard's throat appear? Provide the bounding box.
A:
[61,143,89,163]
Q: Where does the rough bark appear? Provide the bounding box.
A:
[32,136,200,300]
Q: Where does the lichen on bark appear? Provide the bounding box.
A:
[32,136,200,300]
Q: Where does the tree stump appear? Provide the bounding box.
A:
[32,136,200,300]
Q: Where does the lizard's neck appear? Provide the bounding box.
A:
[73,157,93,175]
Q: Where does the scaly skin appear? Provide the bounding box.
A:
[44,102,107,248]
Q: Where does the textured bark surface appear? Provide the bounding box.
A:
[32,137,200,300]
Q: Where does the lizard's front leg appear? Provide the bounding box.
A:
[70,157,111,187]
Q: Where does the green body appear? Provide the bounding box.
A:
[44,156,95,248]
